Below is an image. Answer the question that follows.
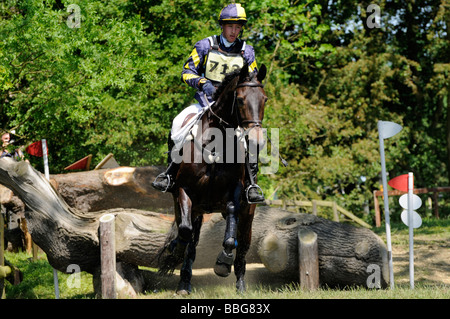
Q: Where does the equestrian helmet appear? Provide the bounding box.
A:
[219,3,247,25]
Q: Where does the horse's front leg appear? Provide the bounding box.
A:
[214,201,238,277]
[214,184,242,278]
[234,203,255,293]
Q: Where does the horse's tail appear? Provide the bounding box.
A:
[156,221,184,276]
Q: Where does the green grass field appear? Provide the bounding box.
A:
[3,218,449,299]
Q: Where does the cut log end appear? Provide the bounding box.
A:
[104,167,136,187]
[258,232,288,273]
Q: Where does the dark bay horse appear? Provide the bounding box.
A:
[158,64,267,294]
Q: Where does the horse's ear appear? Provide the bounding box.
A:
[239,63,249,82]
[257,64,267,83]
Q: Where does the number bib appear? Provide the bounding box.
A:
[205,49,244,83]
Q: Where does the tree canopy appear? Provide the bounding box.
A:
[1,0,449,222]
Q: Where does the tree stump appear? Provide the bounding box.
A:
[0,158,389,295]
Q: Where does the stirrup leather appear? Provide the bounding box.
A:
[245,184,265,204]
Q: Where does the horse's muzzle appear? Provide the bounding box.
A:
[245,124,266,152]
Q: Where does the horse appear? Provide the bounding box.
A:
[158,63,268,294]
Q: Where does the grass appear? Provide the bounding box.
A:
[2,218,449,299]
[373,217,450,239]
[142,283,449,299]
[4,251,94,299]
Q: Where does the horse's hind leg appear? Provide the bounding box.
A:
[234,204,255,293]
[177,215,202,295]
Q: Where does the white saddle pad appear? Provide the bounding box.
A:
[171,104,208,151]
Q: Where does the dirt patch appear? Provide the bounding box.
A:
[190,230,450,289]
[392,234,450,286]
[148,224,450,292]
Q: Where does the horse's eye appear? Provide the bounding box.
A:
[264,97,268,103]
[237,97,244,106]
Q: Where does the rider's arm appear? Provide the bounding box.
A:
[181,38,210,90]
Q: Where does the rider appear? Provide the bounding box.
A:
[152,3,265,204]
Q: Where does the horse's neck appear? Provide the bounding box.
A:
[210,92,236,127]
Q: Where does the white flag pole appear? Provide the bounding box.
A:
[378,132,395,289]
[407,172,414,289]
[41,139,60,299]
[377,121,402,290]
[42,139,50,180]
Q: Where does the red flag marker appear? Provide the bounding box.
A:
[26,141,46,157]
[64,154,92,171]
[388,174,411,192]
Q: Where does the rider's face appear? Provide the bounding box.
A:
[1,133,10,147]
[221,23,242,43]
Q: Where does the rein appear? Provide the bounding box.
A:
[208,81,264,129]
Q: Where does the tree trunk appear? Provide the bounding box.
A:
[0,158,389,293]
[195,206,389,288]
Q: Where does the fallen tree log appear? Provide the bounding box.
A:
[0,158,389,294]
[0,165,174,254]
[49,166,173,213]
[195,206,389,288]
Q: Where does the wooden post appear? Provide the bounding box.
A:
[374,190,381,227]
[100,214,116,299]
[332,201,339,222]
[298,228,319,290]
[312,200,317,216]
[32,242,38,261]
[433,191,439,219]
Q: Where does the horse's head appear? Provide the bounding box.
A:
[212,64,268,153]
[235,64,268,152]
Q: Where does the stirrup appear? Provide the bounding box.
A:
[245,184,265,204]
[152,173,172,193]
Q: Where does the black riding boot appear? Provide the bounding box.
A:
[152,134,180,192]
[151,161,179,192]
[245,162,265,204]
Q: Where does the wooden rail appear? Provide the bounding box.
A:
[264,199,372,229]
[373,187,450,227]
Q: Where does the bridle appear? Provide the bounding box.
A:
[209,81,265,129]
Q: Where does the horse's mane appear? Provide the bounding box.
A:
[212,65,256,101]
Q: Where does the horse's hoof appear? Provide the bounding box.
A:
[176,289,190,296]
[236,278,246,293]
[214,250,233,277]
[176,281,191,295]
[214,262,232,277]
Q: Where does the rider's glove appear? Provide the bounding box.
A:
[202,80,216,98]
